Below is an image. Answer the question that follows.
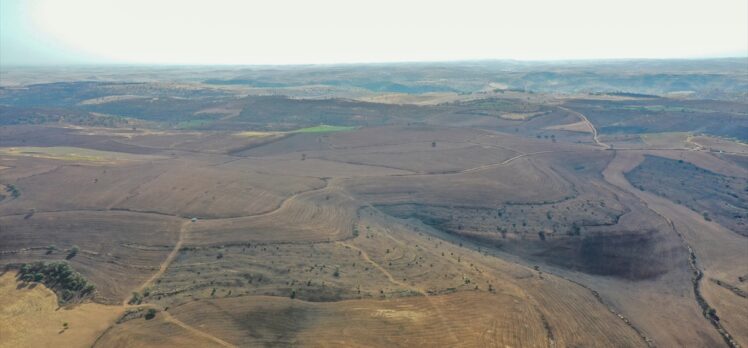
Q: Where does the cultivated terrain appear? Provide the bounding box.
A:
[1,59,746,347]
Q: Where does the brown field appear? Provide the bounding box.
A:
[1,85,746,348]
[0,211,181,303]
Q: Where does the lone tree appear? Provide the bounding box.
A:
[67,245,80,259]
[702,212,712,221]
[129,291,143,305]
[145,308,157,320]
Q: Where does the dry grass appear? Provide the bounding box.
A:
[500,111,545,120]
[545,120,593,133]
[640,132,695,149]
[92,311,227,348]
[0,146,157,163]
[0,271,121,348]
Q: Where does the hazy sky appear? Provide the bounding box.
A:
[1,0,747,66]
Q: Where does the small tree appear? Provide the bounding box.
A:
[67,245,80,259]
[707,308,719,321]
[702,212,711,221]
[129,291,143,305]
[145,308,157,320]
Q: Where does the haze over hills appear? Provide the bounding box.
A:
[0,58,746,347]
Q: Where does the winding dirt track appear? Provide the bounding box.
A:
[558,106,610,149]
[124,220,189,306]
[97,219,239,347]
[88,216,236,347]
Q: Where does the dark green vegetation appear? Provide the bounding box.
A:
[565,98,748,141]
[197,58,748,98]
[1,183,20,201]
[2,59,746,134]
[144,308,157,320]
[0,105,136,128]
[231,96,432,130]
[15,261,95,304]
[626,155,748,235]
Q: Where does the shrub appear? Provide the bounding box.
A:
[67,245,80,259]
[129,292,143,305]
[145,308,157,320]
[703,212,712,221]
[6,184,20,198]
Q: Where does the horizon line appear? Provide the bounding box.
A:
[2,55,747,69]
